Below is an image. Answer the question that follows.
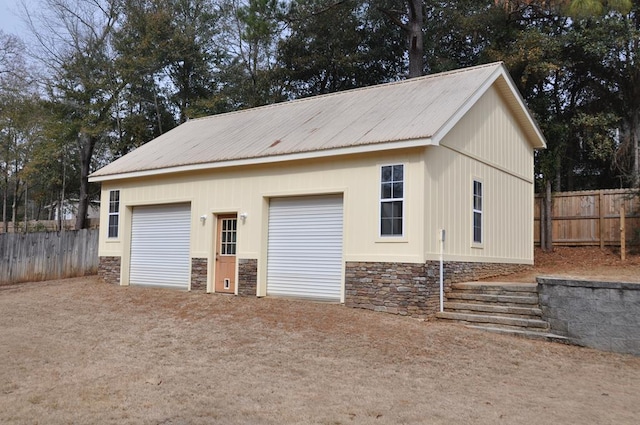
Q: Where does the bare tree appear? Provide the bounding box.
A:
[0,31,34,233]
[25,0,123,229]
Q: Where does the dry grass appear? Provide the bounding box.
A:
[490,246,640,283]
[1,276,639,424]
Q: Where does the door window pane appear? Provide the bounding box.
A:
[220,218,237,255]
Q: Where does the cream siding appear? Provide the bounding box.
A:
[96,68,543,292]
[424,86,535,264]
[97,150,426,292]
[439,85,534,181]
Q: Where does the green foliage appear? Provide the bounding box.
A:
[567,0,632,17]
[6,0,640,217]
[277,0,404,97]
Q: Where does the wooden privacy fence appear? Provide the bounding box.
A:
[0,229,99,285]
[0,218,100,234]
[534,189,640,247]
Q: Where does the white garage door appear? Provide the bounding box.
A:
[130,204,191,289]
[267,195,343,301]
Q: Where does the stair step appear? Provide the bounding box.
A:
[466,325,570,344]
[445,292,539,305]
[452,282,537,293]
[435,311,549,329]
[444,302,542,318]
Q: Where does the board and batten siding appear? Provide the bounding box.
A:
[97,150,427,289]
[423,85,535,264]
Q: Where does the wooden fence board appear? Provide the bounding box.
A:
[0,218,100,234]
[535,189,640,246]
[0,229,99,284]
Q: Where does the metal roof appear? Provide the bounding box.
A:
[90,62,546,181]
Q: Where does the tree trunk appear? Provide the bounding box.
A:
[379,1,425,78]
[12,177,18,225]
[407,0,424,78]
[2,170,7,233]
[75,133,96,230]
[632,111,639,188]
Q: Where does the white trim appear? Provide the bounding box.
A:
[379,163,405,238]
[431,67,546,149]
[472,178,483,247]
[88,139,432,182]
[441,144,533,184]
[423,252,533,265]
[107,189,120,239]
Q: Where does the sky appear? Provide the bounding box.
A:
[0,0,32,39]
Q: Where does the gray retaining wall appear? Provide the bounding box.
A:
[538,277,640,356]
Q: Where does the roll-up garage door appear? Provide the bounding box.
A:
[267,195,343,301]
[130,204,191,289]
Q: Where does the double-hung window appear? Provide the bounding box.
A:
[380,164,404,236]
[108,190,120,239]
[472,180,483,244]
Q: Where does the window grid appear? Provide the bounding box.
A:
[108,190,120,238]
[220,218,237,255]
[473,180,482,244]
[380,164,404,237]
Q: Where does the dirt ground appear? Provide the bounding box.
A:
[1,248,639,424]
[490,246,640,282]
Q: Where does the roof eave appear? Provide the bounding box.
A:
[88,137,434,183]
[431,63,547,150]
[493,66,548,150]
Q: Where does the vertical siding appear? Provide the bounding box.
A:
[98,149,427,277]
[426,86,535,264]
[441,85,534,180]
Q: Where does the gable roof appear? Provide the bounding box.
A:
[89,62,546,182]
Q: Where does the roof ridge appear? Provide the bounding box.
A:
[187,62,505,124]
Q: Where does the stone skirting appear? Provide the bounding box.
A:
[98,256,121,284]
[238,259,258,296]
[345,261,530,318]
[345,262,431,318]
[425,261,530,285]
[538,278,640,356]
[191,258,208,291]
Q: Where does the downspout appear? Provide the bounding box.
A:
[439,229,445,313]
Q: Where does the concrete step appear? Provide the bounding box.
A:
[445,292,540,305]
[466,325,570,344]
[435,311,549,329]
[444,302,542,319]
[450,282,538,296]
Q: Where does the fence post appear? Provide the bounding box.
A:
[599,190,605,249]
[620,205,626,261]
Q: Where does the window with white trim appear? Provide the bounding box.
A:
[473,180,483,244]
[108,190,120,238]
[220,218,237,255]
[380,164,404,236]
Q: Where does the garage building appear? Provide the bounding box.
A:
[90,62,546,318]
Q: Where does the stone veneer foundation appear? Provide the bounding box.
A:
[191,258,208,291]
[98,256,121,284]
[238,258,258,296]
[345,261,529,318]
